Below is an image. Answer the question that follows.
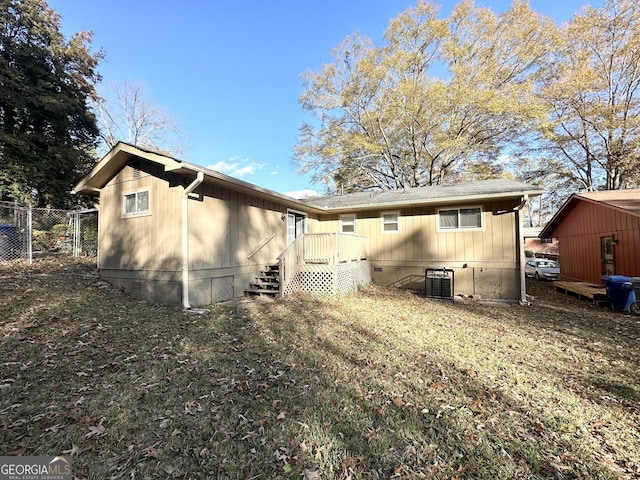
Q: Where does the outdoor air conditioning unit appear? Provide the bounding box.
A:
[425,268,454,300]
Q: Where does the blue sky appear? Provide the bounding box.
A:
[49,0,600,197]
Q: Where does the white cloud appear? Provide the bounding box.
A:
[285,189,322,199]
[208,158,266,178]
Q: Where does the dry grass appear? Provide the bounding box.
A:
[1,258,639,479]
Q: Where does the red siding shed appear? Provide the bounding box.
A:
[540,190,640,284]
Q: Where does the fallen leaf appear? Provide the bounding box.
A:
[364,427,379,438]
[590,420,610,430]
[45,423,65,433]
[242,468,255,480]
[62,444,84,457]
[236,380,251,392]
[85,423,105,439]
[276,411,287,420]
[302,469,321,480]
[184,401,202,415]
[600,456,618,468]
[392,397,405,407]
[560,452,578,463]
[143,441,162,458]
[7,446,27,456]
[430,381,446,390]
[342,456,363,470]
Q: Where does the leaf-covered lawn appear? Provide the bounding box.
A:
[1,258,639,479]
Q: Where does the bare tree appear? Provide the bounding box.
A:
[537,0,640,191]
[93,79,187,156]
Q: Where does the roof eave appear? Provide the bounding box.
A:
[73,143,543,215]
[72,142,183,195]
[71,143,316,210]
[313,189,544,213]
[173,161,325,213]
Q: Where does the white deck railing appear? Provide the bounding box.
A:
[277,233,369,297]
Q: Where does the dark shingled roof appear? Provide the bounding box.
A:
[304,179,542,211]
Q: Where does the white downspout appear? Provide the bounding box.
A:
[518,194,529,306]
[182,172,204,310]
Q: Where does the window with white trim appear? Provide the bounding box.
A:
[381,211,400,233]
[340,214,356,234]
[438,207,482,230]
[123,190,150,215]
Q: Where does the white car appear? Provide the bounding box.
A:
[525,259,560,281]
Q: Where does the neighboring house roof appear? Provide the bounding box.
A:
[74,142,543,213]
[540,189,640,238]
[522,227,543,239]
[579,190,640,215]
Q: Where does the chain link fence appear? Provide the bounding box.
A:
[0,201,98,263]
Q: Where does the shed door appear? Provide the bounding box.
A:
[600,236,615,275]
[286,212,306,245]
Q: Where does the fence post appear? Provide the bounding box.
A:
[27,204,33,264]
[73,211,80,258]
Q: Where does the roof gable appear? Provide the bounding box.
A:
[540,189,640,238]
[73,142,183,195]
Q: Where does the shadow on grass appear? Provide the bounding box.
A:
[229,288,635,479]
[0,260,637,479]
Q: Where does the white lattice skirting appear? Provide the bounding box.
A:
[283,260,372,297]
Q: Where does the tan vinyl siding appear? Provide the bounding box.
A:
[188,184,289,271]
[315,200,520,299]
[99,163,182,272]
[97,159,524,302]
[98,161,300,304]
[316,200,517,265]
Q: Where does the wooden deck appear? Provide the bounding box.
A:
[554,281,610,306]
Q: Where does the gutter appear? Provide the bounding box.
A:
[182,172,204,310]
[518,194,529,306]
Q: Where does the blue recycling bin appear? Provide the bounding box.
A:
[601,275,636,312]
[0,223,18,260]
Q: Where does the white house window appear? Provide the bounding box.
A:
[381,211,400,233]
[340,214,356,234]
[123,190,150,215]
[438,207,482,230]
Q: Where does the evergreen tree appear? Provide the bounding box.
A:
[0,0,102,207]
